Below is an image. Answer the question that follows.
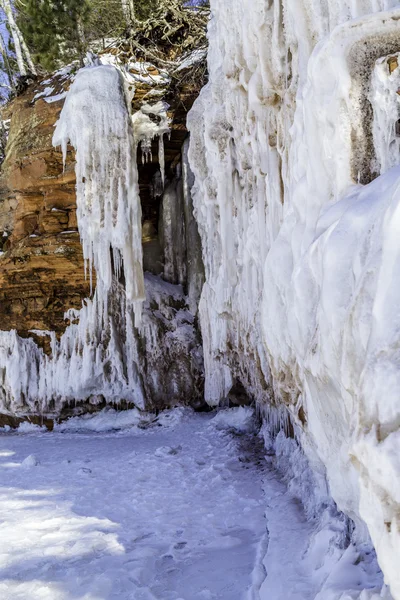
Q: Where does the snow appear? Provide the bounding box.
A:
[17,422,46,434]
[44,91,68,104]
[52,64,77,79]
[188,0,400,597]
[96,53,170,86]
[0,408,267,600]
[55,407,145,432]
[21,454,40,467]
[176,48,207,72]
[211,406,255,433]
[33,86,54,101]
[0,407,388,600]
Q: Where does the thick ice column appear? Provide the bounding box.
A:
[157,138,204,309]
[182,138,205,315]
[53,65,145,325]
[159,176,187,287]
[188,0,400,596]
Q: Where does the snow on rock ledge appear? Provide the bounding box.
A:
[188,1,400,597]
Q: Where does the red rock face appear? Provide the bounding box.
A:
[0,85,90,344]
[0,68,201,352]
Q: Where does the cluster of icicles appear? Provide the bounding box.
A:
[53,64,169,326]
[0,63,169,414]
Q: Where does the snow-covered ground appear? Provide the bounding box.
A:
[0,407,265,600]
[0,407,387,600]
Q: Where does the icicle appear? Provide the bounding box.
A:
[131,100,170,189]
[159,133,165,186]
[53,65,145,326]
[370,53,400,175]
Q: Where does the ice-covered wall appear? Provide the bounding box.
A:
[188,1,400,596]
[0,64,204,415]
[53,65,145,326]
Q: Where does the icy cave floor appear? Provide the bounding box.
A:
[0,408,385,600]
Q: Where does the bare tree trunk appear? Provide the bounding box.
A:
[13,19,37,75]
[121,0,129,20]
[129,0,135,20]
[0,31,13,86]
[1,0,26,75]
[76,15,86,65]
[121,0,136,24]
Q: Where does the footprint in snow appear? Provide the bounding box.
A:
[22,454,40,467]
[155,445,182,457]
[173,541,187,550]
[77,467,92,474]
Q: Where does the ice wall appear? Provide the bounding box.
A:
[188,1,400,596]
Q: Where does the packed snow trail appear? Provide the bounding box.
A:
[0,408,385,599]
[0,408,267,600]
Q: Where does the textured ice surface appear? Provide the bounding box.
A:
[188,1,400,596]
[0,64,198,415]
[0,273,202,414]
[53,65,145,323]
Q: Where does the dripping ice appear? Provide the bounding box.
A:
[131,101,170,186]
[0,62,175,414]
[53,65,145,325]
[187,2,400,598]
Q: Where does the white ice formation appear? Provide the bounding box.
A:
[131,101,170,185]
[0,63,203,415]
[1,2,400,596]
[53,65,145,323]
[188,2,400,598]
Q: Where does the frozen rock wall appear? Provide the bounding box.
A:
[188,1,400,596]
[0,63,204,416]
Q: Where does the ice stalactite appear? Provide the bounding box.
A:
[131,101,170,186]
[160,176,187,287]
[0,288,145,414]
[0,273,203,416]
[181,138,204,315]
[156,137,204,307]
[0,63,202,416]
[53,65,145,326]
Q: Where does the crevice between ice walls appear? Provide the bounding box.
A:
[187,1,400,597]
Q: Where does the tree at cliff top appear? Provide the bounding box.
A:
[14,0,168,71]
[0,0,35,77]
[15,0,91,70]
